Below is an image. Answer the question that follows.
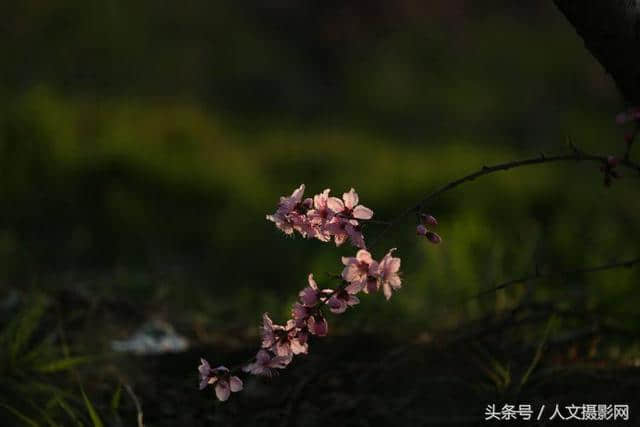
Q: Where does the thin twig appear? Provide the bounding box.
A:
[371,149,640,248]
[468,256,640,300]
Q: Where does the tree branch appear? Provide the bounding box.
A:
[371,149,640,248]
[554,0,640,105]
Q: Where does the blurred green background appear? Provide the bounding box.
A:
[1,0,638,340]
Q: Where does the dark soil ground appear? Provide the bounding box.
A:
[7,289,639,426]
[109,325,640,426]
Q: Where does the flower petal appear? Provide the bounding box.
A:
[313,189,331,209]
[341,264,359,282]
[229,376,243,392]
[307,273,318,290]
[352,205,373,219]
[291,184,305,202]
[386,257,401,273]
[215,381,231,401]
[342,256,355,266]
[327,197,345,212]
[355,249,373,264]
[198,358,211,376]
[343,188,359,209]
[328,296,347,314]
[275,341,292,357]
[388,274,402,289]
[345,280,365,294]
[383,283,393,300]
[290,338,308,355]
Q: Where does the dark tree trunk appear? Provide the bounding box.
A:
[554,0,640,105]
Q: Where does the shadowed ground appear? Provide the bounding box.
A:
[110,311,640,426]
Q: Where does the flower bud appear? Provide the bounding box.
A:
[607,155,619,167]
[416,224,427,236]
[420,213,438,226]
[425,231,442,244]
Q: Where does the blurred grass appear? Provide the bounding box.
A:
[1,88,638,338]
[0,294,105,426]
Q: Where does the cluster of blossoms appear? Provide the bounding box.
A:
[266,185,374,248]
[199,248,402,399]
[199,185,424,401]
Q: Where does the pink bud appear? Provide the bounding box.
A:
[420,214,438,226]
[624,133,634,144]
[416,224,427,236]
[425,231,442,244]
[607,155,619,167]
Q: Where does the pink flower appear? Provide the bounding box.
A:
[260,313,280,349]
[377,248,402,300]
[327,289,360,314]
[266,210,295,235]
[243,349,292,377]
[261,314,308,357]
[341,249,378,293]
[289,211,315,238]
[198,359,243,401]
[306,189,335,242]
[266,184,314,237]
[327,188,374,220]
[324,218,350,246]
[298,274,331,307]
[309,189,332,221]
[291,302,310,327]
[307,313,328,336]
[346,223,366,248]
[325,218,366,248]
[288,325,309,354]
[279,184,307,212]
